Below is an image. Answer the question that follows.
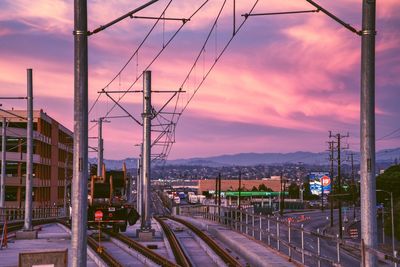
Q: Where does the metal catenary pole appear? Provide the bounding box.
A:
[24,68,33,231]
[141,70,152,230]
[360,0,377,265]
[0,118,6,207]
[137,145,143,216]
[64,152,69,217]
[72,0,89,265]
[97,118,103,177]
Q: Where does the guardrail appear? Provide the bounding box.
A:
[0,207,66,223]
[179,204,399,267]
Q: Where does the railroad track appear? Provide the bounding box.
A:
[157,216,242,267]
[58,219,178,267]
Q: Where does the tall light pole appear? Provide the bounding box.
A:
[141,70,152,232]
[72,0,88,265]
[360,0,377,265]
[24,68,33,231]
[377,190,395,258]
[0,117,6,208]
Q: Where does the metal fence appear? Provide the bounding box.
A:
[0,207,66,223]
[179,204,399,267]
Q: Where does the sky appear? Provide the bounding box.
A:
[0,0,399,160]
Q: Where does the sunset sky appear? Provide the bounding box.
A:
[0,0,399,160]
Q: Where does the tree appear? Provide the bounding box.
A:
[303,182,318,200]
[376,165,400,240]
[258,184,273,192]
[288,183,300,199]
[251,186,258,191]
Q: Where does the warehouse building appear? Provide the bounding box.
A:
[0,110,73,208]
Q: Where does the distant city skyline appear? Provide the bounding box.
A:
[1,0,399,159]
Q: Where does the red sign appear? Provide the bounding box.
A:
[95,210,103,221]
[321,176,331,187]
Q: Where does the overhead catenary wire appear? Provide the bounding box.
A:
[177,0,260,120]
[89,0,210,132]
[88,0,174,116]
[160,0,260,161]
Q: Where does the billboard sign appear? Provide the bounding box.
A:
[309,172,331,195]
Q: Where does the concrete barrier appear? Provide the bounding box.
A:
[19,249,67,267]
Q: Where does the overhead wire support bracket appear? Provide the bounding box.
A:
[304,0,362,36]
[153,90,186,118]
[101,89,142,126]
[98,90,142,94]
[0,97,28,100]
[243,9,319,18]
[88,0,160,36]
[131,16,190,24]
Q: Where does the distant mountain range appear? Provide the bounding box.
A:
[90,148,400,170]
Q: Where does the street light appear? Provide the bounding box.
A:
[376,189,395,257]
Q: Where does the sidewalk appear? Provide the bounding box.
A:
[0,223,98,267]
[176,215,298,267]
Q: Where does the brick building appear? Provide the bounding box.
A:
[0,110,73,208]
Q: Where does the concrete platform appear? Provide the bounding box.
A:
[176,215,297,267]
[123,219,175,262]
[0,223,97,267]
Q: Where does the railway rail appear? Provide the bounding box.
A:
[159,215,243,267]
[60,219,179,267]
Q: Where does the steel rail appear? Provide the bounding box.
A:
[154,216,192,267]
[105,229,179,267]
[87,235,123,267]
[166,216,242,267]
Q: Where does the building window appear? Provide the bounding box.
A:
[5,186,18,201]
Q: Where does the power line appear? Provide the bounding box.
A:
[377,127,400,141]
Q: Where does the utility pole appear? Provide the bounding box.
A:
[97,118,103,177]
[280,172,286,216]
[218,173,222,206]
[215,174,218,204]
[337,134,342,239]
[238,169,242,209]
[321,173,324,212]
[24,68,33,231]
[329,131,348,239]
[140,70,152,232]
[0,117,6,208]
[350,153,356,220]
[360,0,377,265]
[328,140,334,227]
[72,0,88,265]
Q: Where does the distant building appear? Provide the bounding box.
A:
[198,179,282,194]
[0,110,73,208]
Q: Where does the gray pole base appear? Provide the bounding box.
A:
[136,229,155,241]
[16,230,38,240]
